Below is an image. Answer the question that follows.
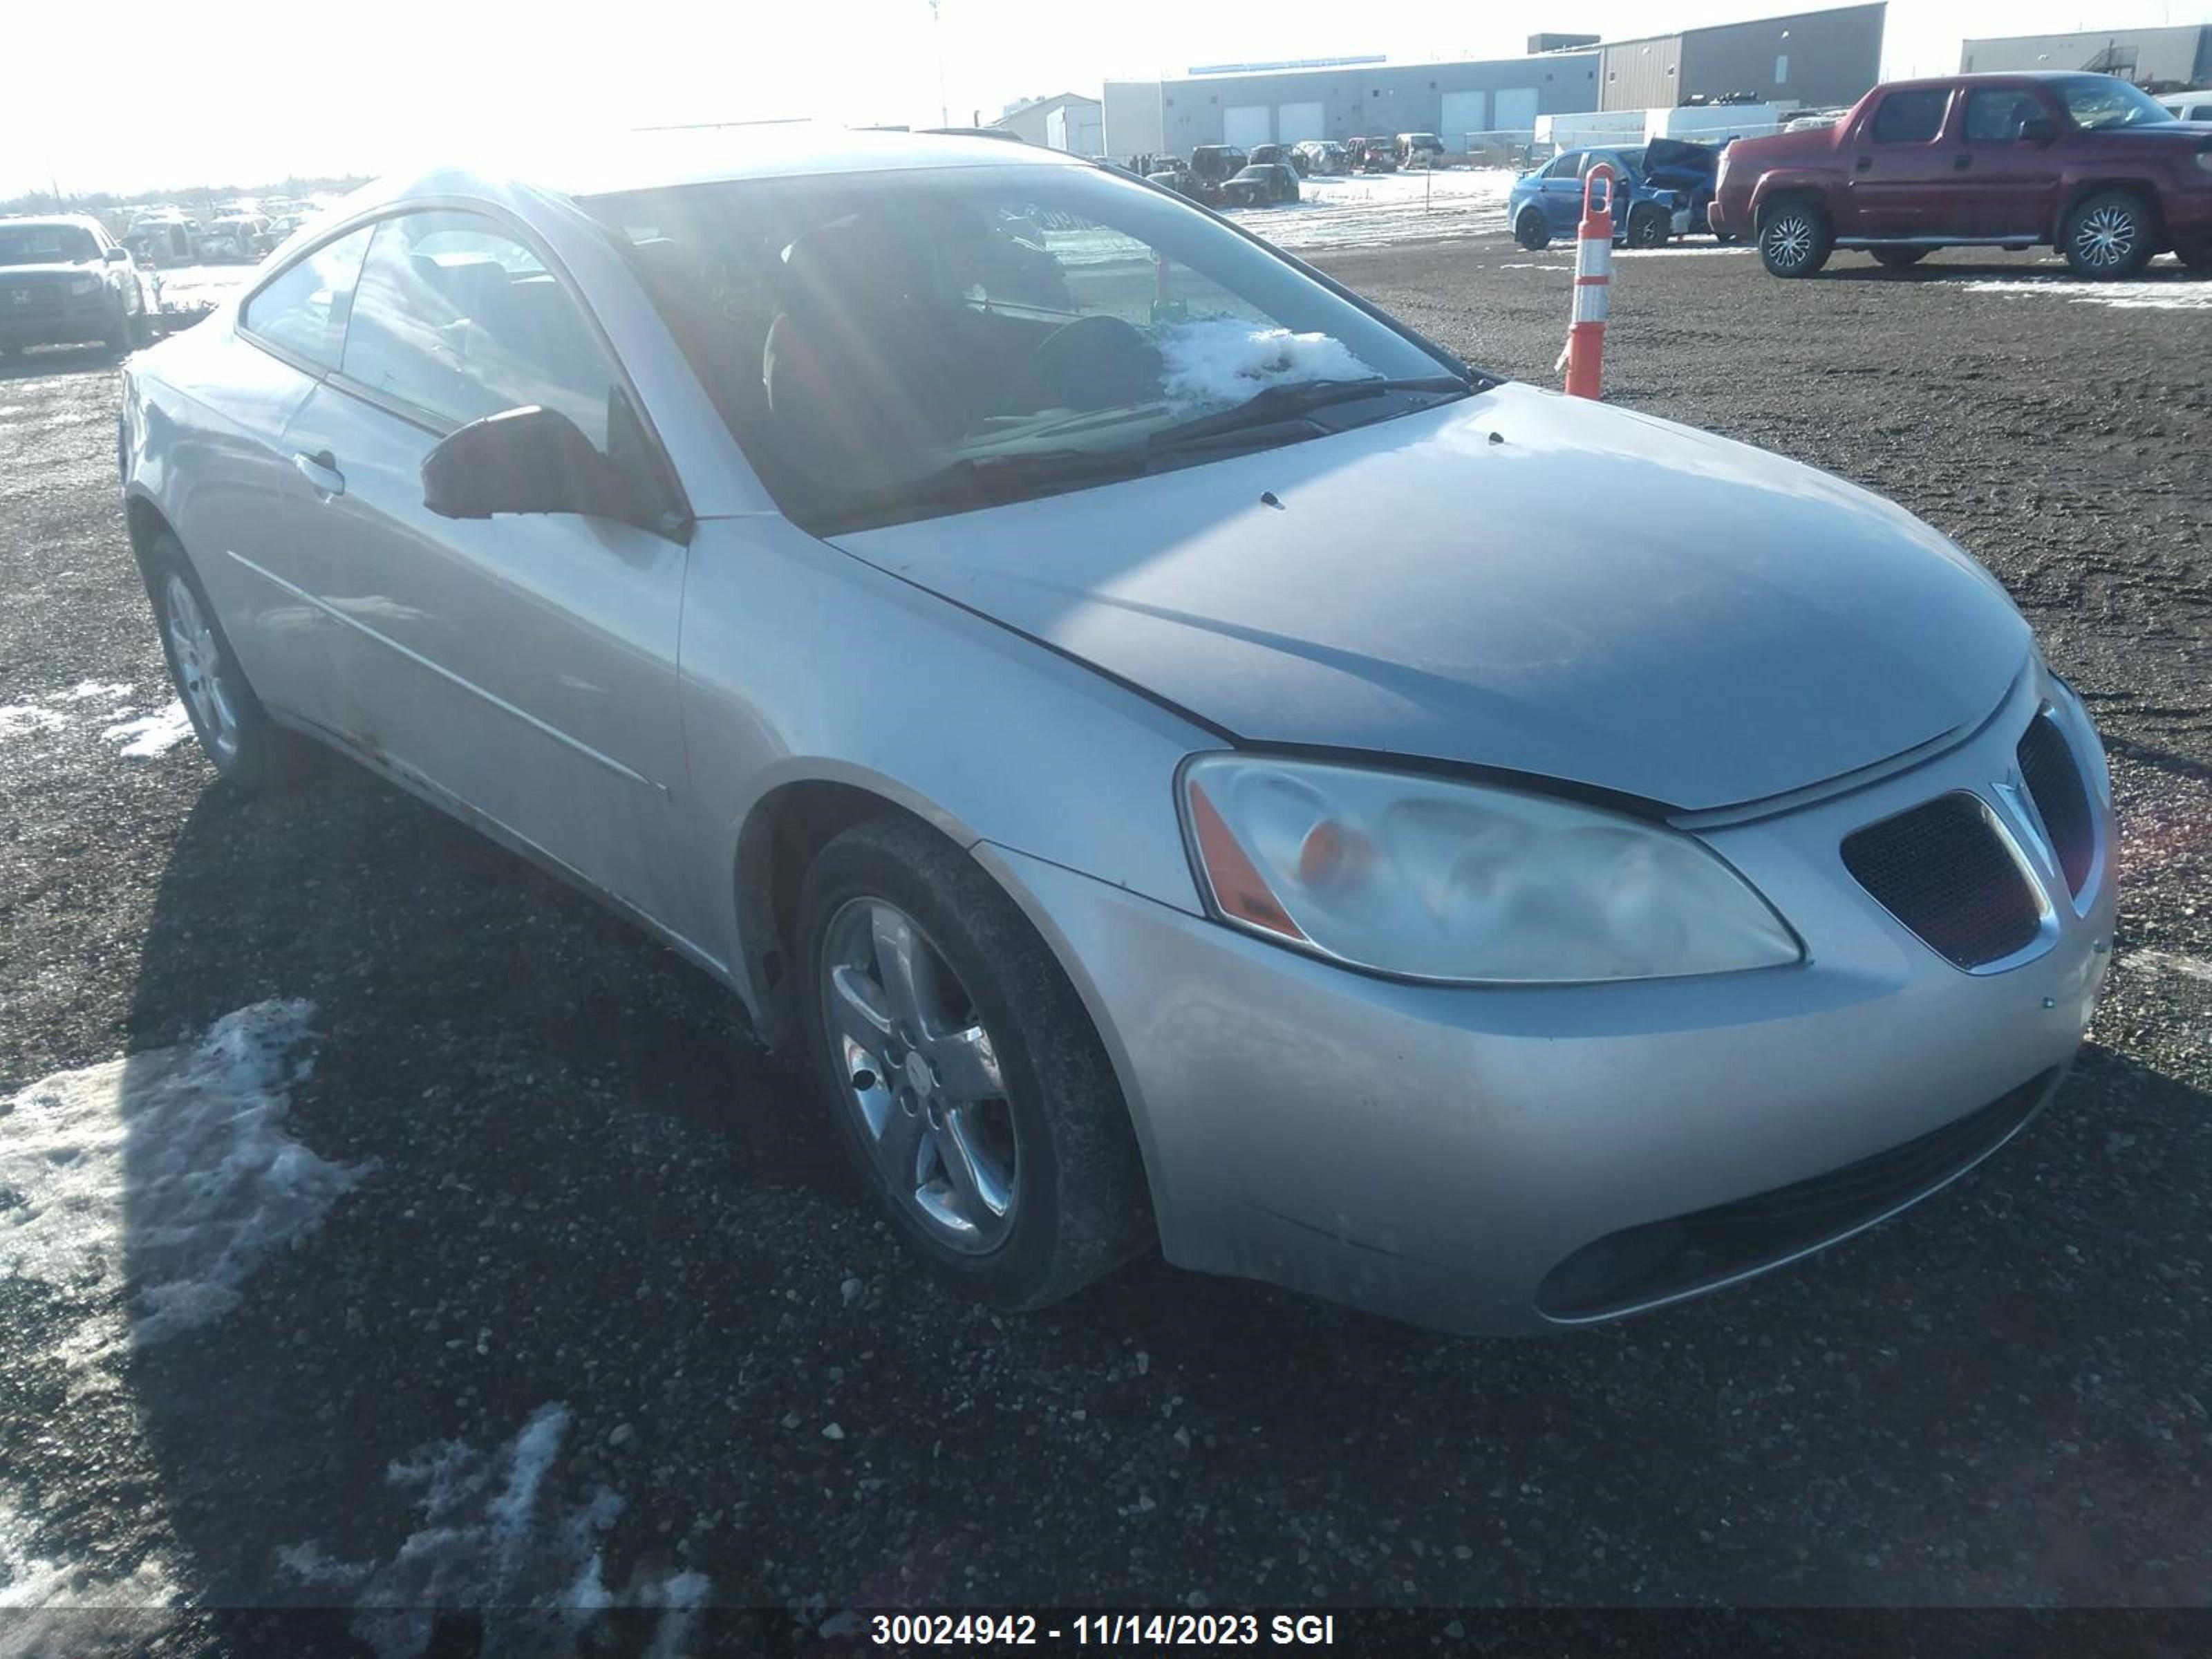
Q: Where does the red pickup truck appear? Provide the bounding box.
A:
[1709,72,2212,279]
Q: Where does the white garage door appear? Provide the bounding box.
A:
[1493,86,1539,135]
[1224,105,1272,150]
[1276,101,1325,144]
[1438,91,1488,149]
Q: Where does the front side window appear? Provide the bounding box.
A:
[0,223,100,267]
[1871,89,1949,144]
[2054,75,2175,131]
[242,225,373,371]
[1963,89,2048,142]
[584,162,1463,533]
[340,211,619,446]
[1542,153,1581,179]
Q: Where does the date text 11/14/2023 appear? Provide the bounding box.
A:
[868,1613,1339,1647]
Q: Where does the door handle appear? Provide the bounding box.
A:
[293,449,345,497]
[1854,156,1874,173]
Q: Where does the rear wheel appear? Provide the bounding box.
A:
[2061,191,2155,279]
[798,816,1154,1311]
[1759,200,1833,277]
[1871,245,1931,268]
[1513,209,1551,251]
[142,531,315,791]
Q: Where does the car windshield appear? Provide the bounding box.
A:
[582,162,1465,533]
[0,223,98,266]
[2054,75,2176,130]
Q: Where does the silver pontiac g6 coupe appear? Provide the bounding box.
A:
[118,131,2115,1333]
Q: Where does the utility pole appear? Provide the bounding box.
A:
[929,1,950,128]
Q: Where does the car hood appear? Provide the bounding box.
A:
[828,383,2031,812]
[0,264,101,284]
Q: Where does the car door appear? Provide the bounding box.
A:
[1539,152,1586,234]
[1953,84,2068,239]
[1841,86,1956,238]
[274,207,697,930]
[185,223,377,718]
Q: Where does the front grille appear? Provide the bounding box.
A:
[1841,793,2043,969]
[2018,713,2094,897]
[2,285,64,316]
[1537,1069,2058,1320]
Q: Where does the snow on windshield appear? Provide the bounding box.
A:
[1156,317,1370,409]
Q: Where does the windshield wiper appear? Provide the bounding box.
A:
[821,447,1154,531]
[1148,374,1472,449]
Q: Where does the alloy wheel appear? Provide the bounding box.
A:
[2072,205,2137,270]
[162,574,239,765]
[1764,212,1814,270]
[821,897,1019,1253]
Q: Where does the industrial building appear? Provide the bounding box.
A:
[1100,3,1886,159]
[1594,3,1885,111]
[1958,24,2212,90]
[993,93,1103,152]
[1103,54,1601,158]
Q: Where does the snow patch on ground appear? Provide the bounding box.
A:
[0,1000,371,1352]
[0,1488,181,1650]
[2122,950,2212,982]
[0,705,69,742]
[1156,318,1369,408]
[276,1403,710,1659]
[101,702,195,759]
[1249,169,1517,254]
[1961,274,2212,312]
[0,682,197,762]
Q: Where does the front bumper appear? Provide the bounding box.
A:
[0,296,116,350]
[986,662,2113,1335]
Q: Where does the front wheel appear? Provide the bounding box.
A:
[1624,205,1669,250]
[798,816,1154,1311]
[1513,209,1550,251]
[142,532,315,791]
[2061,191,2154,280]
[1871,245,1930,268]
[1758,200,1833,277]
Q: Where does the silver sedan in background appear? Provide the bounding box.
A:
[118,131,2114,1334]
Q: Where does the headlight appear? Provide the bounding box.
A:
[68,276,101,296]
[1181,754,1801,984]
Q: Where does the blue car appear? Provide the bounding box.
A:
[1508,140,1723,250]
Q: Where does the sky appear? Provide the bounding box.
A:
[6,0,2207,199]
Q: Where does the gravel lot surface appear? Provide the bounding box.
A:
[1,236,2208,1657]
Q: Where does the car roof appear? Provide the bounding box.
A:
[0,214,106,234]
[368,125,1087,209]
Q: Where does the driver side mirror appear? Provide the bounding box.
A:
[103,246,129,263]
[2019,115,2059,144]
[421,405,639,523]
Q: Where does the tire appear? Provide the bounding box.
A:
[2176,241,2212,271]
[797,816,1154,1311]
[1871,245,1930,268]
[141,531,315,791]
[1513,209,1550,251]
[2061,190,2155,280]
[1758,199,1833,277]
[1625,205,1669,250]
[104,305,133,357]
[129,307,156,349]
